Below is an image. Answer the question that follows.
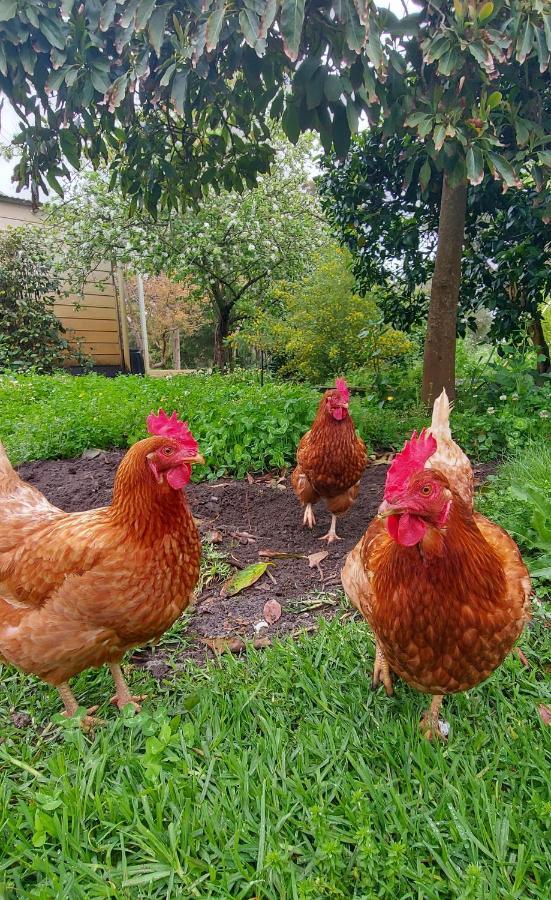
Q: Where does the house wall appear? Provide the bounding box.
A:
[0,197,127,370]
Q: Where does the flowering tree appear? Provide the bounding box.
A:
[46,138,327,370]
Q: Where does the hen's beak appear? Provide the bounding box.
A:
[175,450,205,466]
[377,499,401,518]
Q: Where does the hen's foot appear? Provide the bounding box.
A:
[420,695,448,741]
[108,663,147,712]
[319,514,341,544]
[57,684,105,730]
[109,692,147,712]
[371,644,393,696]
[303,503,316,529]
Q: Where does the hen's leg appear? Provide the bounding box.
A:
[420,694,448,741]
[57,682,104,730]
[319,514,342,544]
[371,643,393,696]
[108,663,147,712]
[303,503,316,529]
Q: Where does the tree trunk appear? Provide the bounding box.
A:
[213,306,231,373]
[528,314,551,374]
[422,176,468,406]
[172,328,181,370]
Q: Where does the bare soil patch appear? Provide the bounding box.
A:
[17,453,496,671]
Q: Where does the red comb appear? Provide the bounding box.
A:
[146,408,198,454]
[335,377,350,403]
[384,428,437,500]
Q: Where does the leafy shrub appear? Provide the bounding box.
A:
[0,227,68,374]
[251,246,412,382]
[477,442,551,595]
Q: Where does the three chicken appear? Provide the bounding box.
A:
[0,383,531,738]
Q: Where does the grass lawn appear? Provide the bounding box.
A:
[1,610,549,899]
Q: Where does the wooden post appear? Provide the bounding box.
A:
[115,264,131,372]
[172,328,181,370]
[136,273,150,375]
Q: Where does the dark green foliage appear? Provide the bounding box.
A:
[0,3,548,213]
[0,227,67,373]
[319,130,551,349]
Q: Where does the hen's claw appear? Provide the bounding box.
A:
[109,693,147,712]
[372,644,393,696]
[303,503,316,529]
[319,514,340,544]
[108,663,146,712]
[420,695,447,741]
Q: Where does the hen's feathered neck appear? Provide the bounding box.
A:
[109,442,193,541]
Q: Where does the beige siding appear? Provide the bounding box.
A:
[0,198,124,368]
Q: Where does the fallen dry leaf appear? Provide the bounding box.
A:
[206,529,223,544]
[200,637,246,654]
[538,705,551,725]
[259,549,306,560]
[516,648,530,668]
[81,448,103,460]
[263,599,282,624]
[308,550,329,569]
[247,473,254,484]
[253,636,271,649]
[230,530,257,544]
[370,452,394,465]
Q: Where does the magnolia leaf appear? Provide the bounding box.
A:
[136,0,157,31]
[419,158,431,191]
[148,5,170,55]
[224,561,271,596]
[263,599,282,624]
[280,0,306,62]
[486,90,502,110]
[259,0,277,39]
[206,2,226,52]
[433,124,446,151]
[0,0,17,22]
[59,129,80,169]
[100,0,117,31]
[466,145,484,185]
[488,152,520,188]
[171,71,189,115]
[516,21,533,66]
[39,16,67,51]
[333,103,351,158]
[282,102,300,143]
[342,0,366,52]
[239,8,261,50]
[0,43,6,77]
[478,2,494,22]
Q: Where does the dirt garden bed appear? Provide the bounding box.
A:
[17,453,496,674]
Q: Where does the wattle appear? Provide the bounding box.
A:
[167,464,191,489]
[331,408,345,421]
[387,513,427,547]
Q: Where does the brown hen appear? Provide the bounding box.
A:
[342,392,531,739]
[0,409,203,726]
[291,377,367,542]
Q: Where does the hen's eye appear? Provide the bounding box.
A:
[162,447,173,456]
[421,484,432,496]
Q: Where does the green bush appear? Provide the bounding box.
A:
[477,442,551,595]
[1,369,549,477]
[0,227,68,374]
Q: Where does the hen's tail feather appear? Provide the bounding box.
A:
[429,389,452,441]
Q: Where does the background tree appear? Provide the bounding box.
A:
[2,2,549,398]
[0,226,68,373]
[319,130,551,369]
[125,274,209,369]
[47,137,326,370]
